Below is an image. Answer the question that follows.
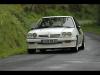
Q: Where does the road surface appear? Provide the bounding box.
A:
[0,32,100,71]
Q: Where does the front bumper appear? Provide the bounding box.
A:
[27,37,77,49]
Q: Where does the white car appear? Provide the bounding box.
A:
[27,16,85,54]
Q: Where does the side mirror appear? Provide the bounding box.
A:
[78,26,81,29]
[30,27,35,30]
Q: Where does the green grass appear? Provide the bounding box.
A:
[0,5,36,59]
[0,48,26,58]
[81,23,100,35]
[0,5,43,59]
[79,20,100,35]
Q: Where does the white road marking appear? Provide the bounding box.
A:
[47,64,69,69]
[64,60,89,63]
[46,60,100,69]
[64,60,100,63]
[47,66,63,69]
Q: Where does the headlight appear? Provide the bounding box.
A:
[62,32,72,37]
[66,32,72,36]
[27,33,37,38]
[27,33,33,38]
[33,33,37,38]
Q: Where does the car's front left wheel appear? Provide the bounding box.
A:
[27,49,36,54]
[39,49,46,53]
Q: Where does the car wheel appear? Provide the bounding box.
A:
[40,49,46,53]
[72,45,79,52]
[72,36,79,52]
[27,49,36,54]
[71,44,79,52]
[80,39,85,50]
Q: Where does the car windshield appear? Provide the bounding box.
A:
[35,17,75,29]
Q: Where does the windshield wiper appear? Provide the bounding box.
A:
[64,26,73,28]
[52,26,63,27]
[52,26,73,28]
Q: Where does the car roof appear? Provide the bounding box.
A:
[42,16,73,18]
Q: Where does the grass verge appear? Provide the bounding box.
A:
[81,23,100,35]
[0,48,27,58]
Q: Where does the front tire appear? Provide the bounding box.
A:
[72,35,79,52]
[80,40,85,50]
[27,49,36,54]
[40,49,46,53]
[72,45,79,52]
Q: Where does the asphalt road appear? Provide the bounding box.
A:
[0,32,100,71]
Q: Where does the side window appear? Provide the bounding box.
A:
[73,17,81,34]
[63,17,75,27]
[73,17,80,28]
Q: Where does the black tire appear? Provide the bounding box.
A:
[27,49,36,54]
[72,45,79,52]
[80,40,85,50]
[40,49,46,53]
[72,35,79,52]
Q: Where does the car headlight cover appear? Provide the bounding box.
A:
[27,33,33,38]
[27,33,37,38]
[62,32,72,37]
[66,32,72,36]
[33,33,37,38]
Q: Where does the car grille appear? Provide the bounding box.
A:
[38,34,60,38]
[39,35,49,38]
[50,34,60,38]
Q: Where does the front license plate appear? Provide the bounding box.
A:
[41,39,57,44]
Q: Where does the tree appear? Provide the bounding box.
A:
[96,4,100,26]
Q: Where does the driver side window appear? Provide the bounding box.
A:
[74,17,80,28]
[73,17,81,34]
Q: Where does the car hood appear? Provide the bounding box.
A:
[28,28,74,35]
